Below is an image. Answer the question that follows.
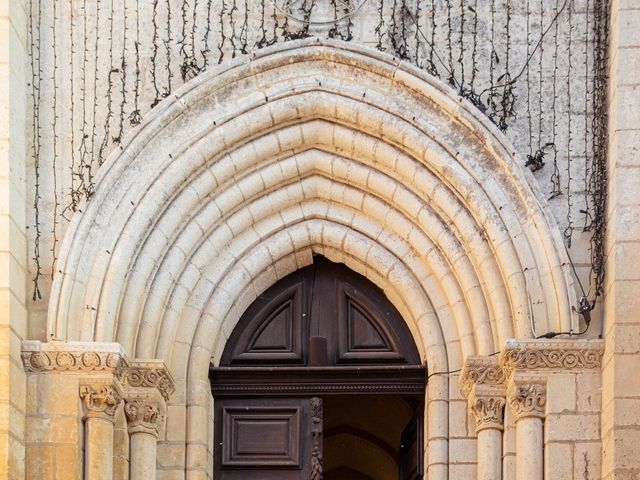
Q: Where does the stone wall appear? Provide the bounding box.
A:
[24,0,603,340]
[0,0,28,478]
[602,0,640,478]
[0,1,639,480]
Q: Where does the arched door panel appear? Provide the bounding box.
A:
[220,256,420,367]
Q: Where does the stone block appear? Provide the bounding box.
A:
[448,438,476,464]
[157,443,186,469]
[54,444,80,480]
[613,354,640,397]
[614,398,640,427]
[25,444,53,480]
[576,371,602,413]
[546,373,577,414]
[544,442,573,479]
[546,413,600,442]
[157,470,185,480]
[37,375,80,416]
[448,400,470,437]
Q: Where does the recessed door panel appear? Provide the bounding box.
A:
[214,397,322,479]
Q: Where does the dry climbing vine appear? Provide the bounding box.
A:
[28,0,608,309]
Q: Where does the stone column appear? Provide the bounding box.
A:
[471,395,505,480]
[125,396,161,480]
[507,379,546,480]
[122,360,175,480]
[460,356,506,480]
[80,383,123,480]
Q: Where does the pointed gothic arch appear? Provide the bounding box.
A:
[46,38,577,477]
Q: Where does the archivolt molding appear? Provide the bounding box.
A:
[43,39,578,474]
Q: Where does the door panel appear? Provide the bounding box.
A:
[221,256,420,367]
[215,397,322,479]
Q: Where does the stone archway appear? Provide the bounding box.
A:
[44,39,576,478]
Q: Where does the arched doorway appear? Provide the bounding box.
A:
[44,40,577,479]
[210,256,426,479]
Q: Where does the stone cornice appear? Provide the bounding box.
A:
[21,341,176,403]
[21,341,127,377]
[500,339,604,376]
[123,359,176,401]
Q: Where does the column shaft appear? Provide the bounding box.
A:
[85,417,115,480]
[130,431,157,480]
[477,428,503,480]
[515,417,543,480]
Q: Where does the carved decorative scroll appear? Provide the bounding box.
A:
[22,341,125,377]
[124,360,175,401]
[459,356,505,398]
[501,339,604,376]
[310,397,323,480]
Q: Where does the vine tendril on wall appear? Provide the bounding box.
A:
[28,0,609,309]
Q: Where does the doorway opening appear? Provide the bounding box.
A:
[210,256,426,479]
[324,394,423,480]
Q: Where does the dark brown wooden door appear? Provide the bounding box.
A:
[214,397,323,480]
[221,256,420,367]
[212,256,425,479]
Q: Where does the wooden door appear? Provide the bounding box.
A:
[214,397,323,480]
[220,256,420,367]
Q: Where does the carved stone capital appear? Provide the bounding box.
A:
[460,355,506,431]
[123,360,175,401]
[500,339,604,377]
[124,397,162,436]
[507,379,546,421]
[22,341,126,378]
[80,384,122,422]
[459,355,506,398]
[471,395,506,432]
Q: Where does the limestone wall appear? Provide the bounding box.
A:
[1,1,639,480]
[602,1,640,478]
[0,0,29,479]
[24,0,604,339]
